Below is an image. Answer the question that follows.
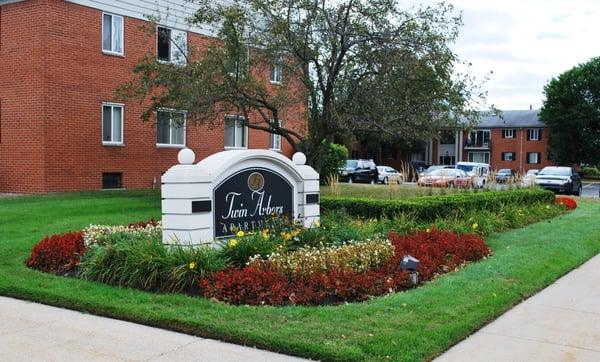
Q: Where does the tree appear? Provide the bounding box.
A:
[119,0,486,171]
[540,57,600,166]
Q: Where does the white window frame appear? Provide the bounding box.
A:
[156,109,186,148]
[102,13,124,56]
[528,152,540,164]
[529,129,540,141]
[270,56,283,84]
[156,26,188,65]
[468,151,490,164]
[269,120,282,151]
[502,152,515,161]
[224,115,248,149]
[504,129,514,138]
[102,103,124,146]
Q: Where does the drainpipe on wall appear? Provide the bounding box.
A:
[519,128,524,173]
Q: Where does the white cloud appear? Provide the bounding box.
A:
[404,0,600,110]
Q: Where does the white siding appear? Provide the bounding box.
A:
[66,0,232,37]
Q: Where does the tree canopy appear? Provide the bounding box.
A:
[540,56,600,166]
[120,0,486,170]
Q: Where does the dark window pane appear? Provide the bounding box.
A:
[103,14,112,51]
[157,111,170,144]
[102,173,122,189]
[157,27,171,61]
[102,106,112,141]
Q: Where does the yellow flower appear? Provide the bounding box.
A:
[188,261,196,270]
[546,205,550,209]
[283,232,292,241]
[228,239,238,248]
[472,223,479,230]
[236,230,245,238]
[261,229,269,239]
[425,228,430,233]
[314,220,320,228]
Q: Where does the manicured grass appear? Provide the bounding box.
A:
[1,191,599,361]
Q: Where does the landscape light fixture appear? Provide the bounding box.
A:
[400,255,420,285]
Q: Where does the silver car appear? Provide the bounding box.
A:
[377,166,403,184]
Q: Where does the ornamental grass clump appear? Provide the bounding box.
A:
[79,231,226,294]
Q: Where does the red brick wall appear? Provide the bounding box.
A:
[0,0,306,193]
[0,1,48,193]
[458,128,552,174]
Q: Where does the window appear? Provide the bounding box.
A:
[269,120,282,150]
[157,26,187,65]
[102,13,124,55]
[502,152,516,161]
[224,115,247,148]
[528,129,541,141]
[226,47,250,78]
[467,130,491,147]
[102,103,123,145]
[503,129,515,138]
[527,152,541,164]
[157,110,185,147]
[102,172,122,189]
[439,130,455,145]
[468,151,490,164]
[439,155,455,165]
[270,56,283,84]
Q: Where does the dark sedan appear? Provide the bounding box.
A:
[495,169,516,183]
[535,166,582,195]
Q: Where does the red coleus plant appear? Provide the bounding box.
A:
[200,229,491,305]
[26,231,85,275]
[555,196,577,210]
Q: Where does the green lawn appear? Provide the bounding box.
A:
[1,191,599,361]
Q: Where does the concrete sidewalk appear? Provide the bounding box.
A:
[437,253,600,361]
[0,296,307,361]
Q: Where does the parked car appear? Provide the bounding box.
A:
[420,165,455,178]
[407,161,430,181]
[340,159,378,184]
[456,162,491,188]
[417,168,472,188]
[495,169,517,183]
[535,166,582,195]
[521,169,539,187]
[377,166,403,184]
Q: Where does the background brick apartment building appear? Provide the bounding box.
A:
[0,0,306,193]
[351,110,553,174]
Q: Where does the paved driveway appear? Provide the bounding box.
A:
[582,182,600,198]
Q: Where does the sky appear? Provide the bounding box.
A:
[407,0,600,111]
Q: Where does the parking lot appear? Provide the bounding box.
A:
[582,182,600,198]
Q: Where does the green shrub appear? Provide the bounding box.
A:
[321,189,555,221]
[320,142,348,184]
[79,232,227,293]
[582,166,600,177]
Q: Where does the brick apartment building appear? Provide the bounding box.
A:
[0,0,306,193]
[351,110,553,173]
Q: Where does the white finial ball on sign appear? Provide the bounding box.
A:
[178,148,196,165]
[292,152,306,165]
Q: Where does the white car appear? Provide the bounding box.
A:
[377,166,403,184]
[522,169,539,187]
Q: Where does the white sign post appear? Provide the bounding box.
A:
[161,149,320,245]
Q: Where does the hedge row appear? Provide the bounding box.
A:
[321,189,555,220]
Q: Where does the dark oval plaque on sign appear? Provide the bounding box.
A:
[214,168,294,238]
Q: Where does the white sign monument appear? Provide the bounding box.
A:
[161,149,320,245]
